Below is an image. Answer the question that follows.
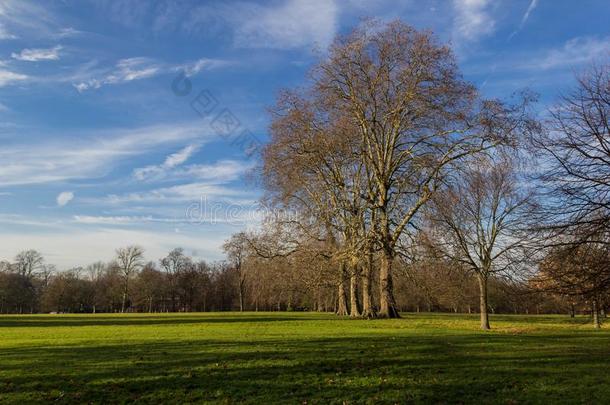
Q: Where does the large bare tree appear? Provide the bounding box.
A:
[266,21,524,317]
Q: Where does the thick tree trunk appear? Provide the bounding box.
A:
[378,248,400,318]
[592,299,601,329]
[361,252,376,318]
[477,273,490,330]
[570,303,575,318]
[349,267,361,318]
[336,262,349,316]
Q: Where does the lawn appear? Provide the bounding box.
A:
[0,312,608,404]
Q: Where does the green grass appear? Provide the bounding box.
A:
[0,312,608,404]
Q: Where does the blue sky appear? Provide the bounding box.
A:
[0,0,608,269]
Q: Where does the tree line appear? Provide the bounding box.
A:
[1,21,609,329]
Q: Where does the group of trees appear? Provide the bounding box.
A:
[1,21,608,329]
[233,21,610,329]
[0,248,244,314]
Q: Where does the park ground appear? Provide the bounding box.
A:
[0,312,609,404]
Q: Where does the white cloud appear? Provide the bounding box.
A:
[73,57,159,91]
[176,58,231,76]
[56,27,80,38]
[163,144,199,168]
[73,215,183,225]
[520,0,539,26]
[0,69,27,86]
[0,122,213,186]
[102,182,254,205]
[73,56,228,91]
[133,144,200,181]
[0,1,57,39]
[452,0,495,43]
[528,36,610,70]
[133,157,251,183]
[188,0,338,50]
[56,191,74,207]
[11,45,62,61]
[509,0,539,40]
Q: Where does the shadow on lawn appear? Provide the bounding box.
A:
[0,314,311,328]
[1,332,610,403]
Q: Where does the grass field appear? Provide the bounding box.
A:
[0,312,609,404]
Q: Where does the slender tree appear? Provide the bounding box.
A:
[115,245,144,313]
[427,154,537,329]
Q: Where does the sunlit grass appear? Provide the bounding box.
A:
[0,312,608,403]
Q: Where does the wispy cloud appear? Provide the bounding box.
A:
[102,182,255,205]
[11,45,62,61]
[187,0,338,50]
[452,0,495,44]
[73,215,184,225]
[0,0,59,39]
[73,57,160,91]
[0,69,28,87]
[0,123,213,186]
[515,36,610,71]
[134,158,252,183]
[56,191,74,207]
[73,56,228,92]
[133,144,200,181]
[509,0,539,40]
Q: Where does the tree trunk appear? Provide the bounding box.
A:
[361,250,376,318]
[121,290,127,313]
[477,273,490,330]
[592,299,601,329]
[238,280,244,312]
[336,262,349,316]
[570,303,575,318]
[378,248,400,318]
[349,267,361,318]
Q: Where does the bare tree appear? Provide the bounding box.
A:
[223,232,250,312]
[115,245,144,313]
[427,155,537,329]
[309,21,525,317]
[536,239,610,328]
[86,262,106,313]
[160,248,191,311]
[14,250,44,278]
[537,63,610,242]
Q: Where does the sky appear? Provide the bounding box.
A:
[0,0,608,269]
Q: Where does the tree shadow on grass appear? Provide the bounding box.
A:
[0,314,314,328]
[1,332,610,404]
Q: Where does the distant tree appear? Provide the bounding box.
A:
[14,250,44,278]
[134,262,166,313]
[115,246,144,313]
[160,248,191,311]
[86,262,106,313]
[223,232,250,312]
[537,240,610,328]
